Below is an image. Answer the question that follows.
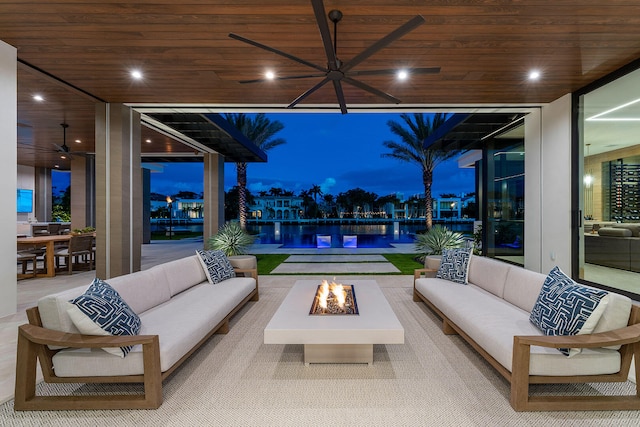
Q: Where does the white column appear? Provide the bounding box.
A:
[524,94,573,274]
[0,40,17,317]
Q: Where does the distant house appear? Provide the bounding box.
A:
[150,198,204,220]
[391,194,476,220]
[248,195,304,220]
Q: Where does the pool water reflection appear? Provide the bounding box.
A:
[246,223,472,248]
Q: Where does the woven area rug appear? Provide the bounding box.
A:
[2,284,639,426]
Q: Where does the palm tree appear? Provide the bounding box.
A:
[224,113,286,229]
[309,184,323,204]
[382,113,455,229]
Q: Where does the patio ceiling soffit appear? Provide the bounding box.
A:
[423,113,525,151]
[141,113,267,163]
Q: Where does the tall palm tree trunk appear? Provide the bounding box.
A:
[423,168,433,230]
[237,162,247,230]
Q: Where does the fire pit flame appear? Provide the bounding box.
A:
[310,279,358,315]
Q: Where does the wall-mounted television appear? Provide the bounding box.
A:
[17,189,33,213]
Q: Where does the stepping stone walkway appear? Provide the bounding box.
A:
[271,254,400,274]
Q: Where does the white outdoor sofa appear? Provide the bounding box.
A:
[413,255,640,412]
[14,254,258,411]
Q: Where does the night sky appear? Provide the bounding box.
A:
[52,113,475,200]
[148,113,475,200]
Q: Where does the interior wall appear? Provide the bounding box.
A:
[0,40,17,317]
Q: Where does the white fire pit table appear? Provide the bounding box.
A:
[264,280,404,365]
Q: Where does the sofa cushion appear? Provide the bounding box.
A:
[436,248,472,284]
[467,255,510,298]
[67,278,141,357]
[196,250,236,284]
[598,227,632,237]
[414,278,621,376]
[503,266,547,313]
[52,277,257,376]
[157,255,208,296]
[529,267,609,356]
[107,267,172,314]
[612,223,640,237]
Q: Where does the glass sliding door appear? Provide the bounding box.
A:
[577,65,640,299]
[483,138,525,265]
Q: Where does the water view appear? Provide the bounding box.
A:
[246,222,473,248]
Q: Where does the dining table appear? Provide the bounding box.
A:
[17,234,73,278]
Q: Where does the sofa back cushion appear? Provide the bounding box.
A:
[467,256,510,298]
[503,266,547,313]
[107,268,172,314]
[157,255,208,296]
[598,227,632,237]
[612,223,640,237]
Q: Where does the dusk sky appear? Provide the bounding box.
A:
[51,113,475,199]
[147,113,475,200]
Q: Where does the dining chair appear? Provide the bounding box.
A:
[54,234,94,274]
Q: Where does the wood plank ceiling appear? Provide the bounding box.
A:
[3,0,640,169]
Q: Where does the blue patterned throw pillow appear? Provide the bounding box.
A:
[67,278,141,357]
[529,266,609,357]
[196,249,236,284]
[436,248,472,284]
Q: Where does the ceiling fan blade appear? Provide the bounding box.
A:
[311,0,339,70]
[332,80,348,114]
[239,73,327,84]
[229,33,326,73]
[288,77,331,109]
[343,77,401,104]
[347,67,441,77]
[52,143,68,152]
[342,15,426,73]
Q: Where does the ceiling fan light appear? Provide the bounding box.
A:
[397,70,408,80]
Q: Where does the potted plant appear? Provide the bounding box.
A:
[207,222,255,257]
[70,226,96,236]
[414,224,465,263]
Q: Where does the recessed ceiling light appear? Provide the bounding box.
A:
[75,139,81,143]
[528,70,541,80]
[54,164,59,168]
[265,70,275,80]
[397,70,408,80]
[145,139,152,143]
[33,94,44,102]
[60,155,67,160]
[130,69,143,80]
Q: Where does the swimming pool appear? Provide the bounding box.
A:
[246,223,472,248]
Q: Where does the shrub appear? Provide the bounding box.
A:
[207,222,255,256]
[414,225,465,259]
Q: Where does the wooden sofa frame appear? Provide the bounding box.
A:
[14,268,259,411]
[413,268,640,412]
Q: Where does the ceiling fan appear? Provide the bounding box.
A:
[51,123,78,160]
[229,0,440,114]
